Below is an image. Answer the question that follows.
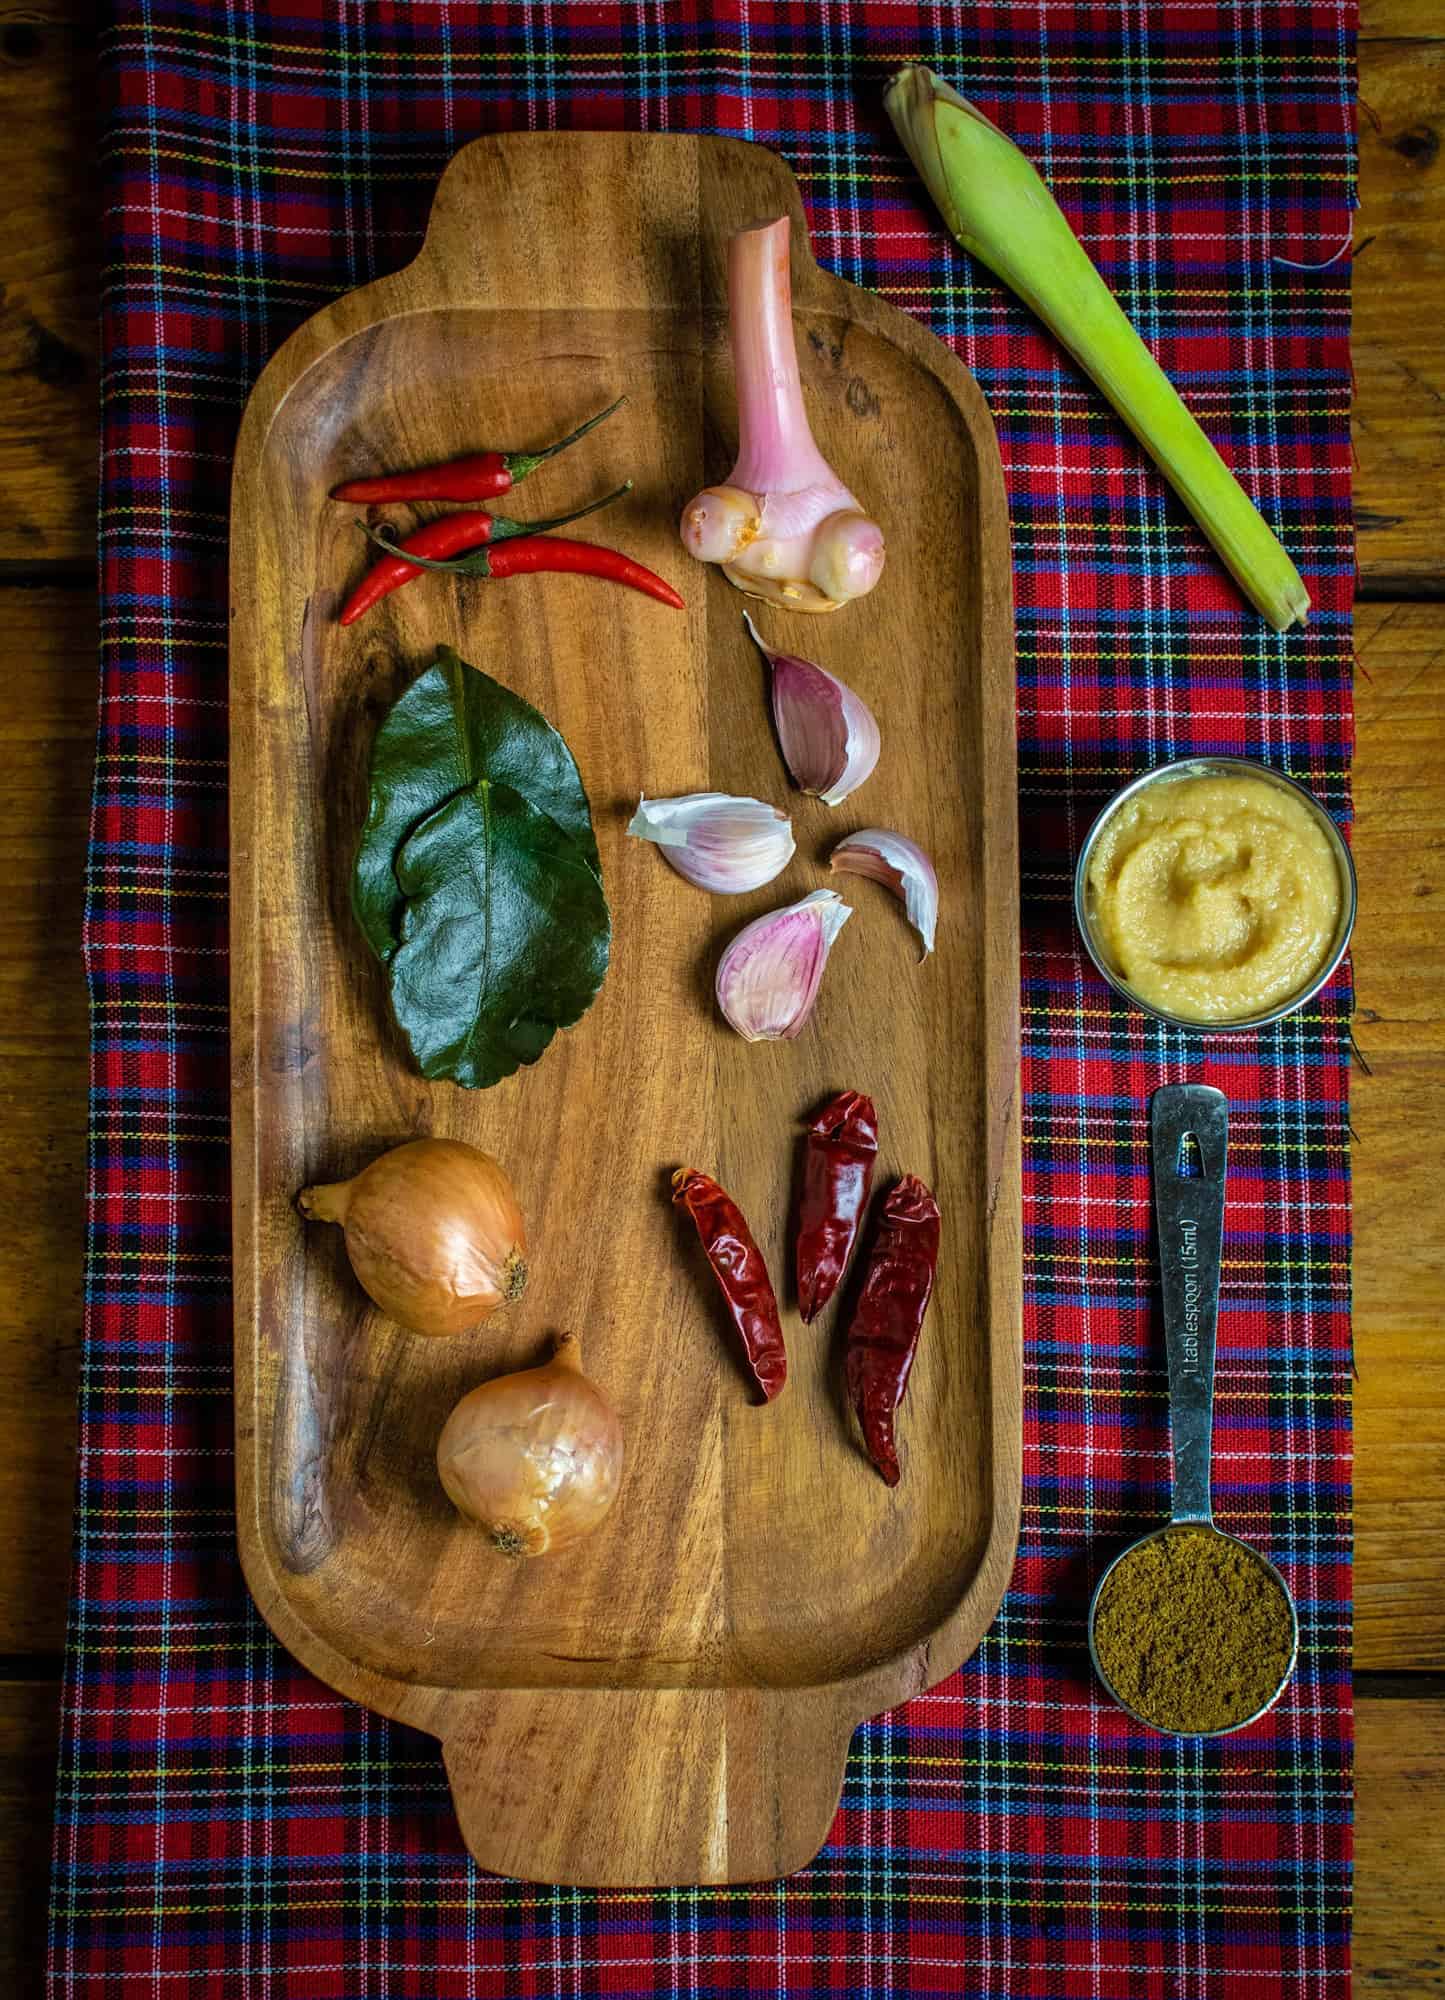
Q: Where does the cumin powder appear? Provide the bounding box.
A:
[1092,1526,1295,1734]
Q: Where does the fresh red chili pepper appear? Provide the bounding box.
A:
[348,511,685,622]
[478,538,685,608]
[844,1175,941,1486]
[672,1168,786,1402]
[796,1090,878,1323]
[329,396,625,504]
[337,484,633,626]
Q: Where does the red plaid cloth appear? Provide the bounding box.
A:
[56,3,1355,1994]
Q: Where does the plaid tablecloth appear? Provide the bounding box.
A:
[56,3,1355,1994]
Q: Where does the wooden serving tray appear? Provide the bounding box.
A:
[230,132,1020,1887]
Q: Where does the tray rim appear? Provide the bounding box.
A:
[229,128,1021,1878]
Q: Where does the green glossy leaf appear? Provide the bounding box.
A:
[389,778,610,1090]
[353,646,599,963]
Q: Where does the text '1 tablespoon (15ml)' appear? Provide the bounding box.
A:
[1087,1084,1298,1736]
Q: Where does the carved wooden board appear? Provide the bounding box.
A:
[230,131,1021,1887]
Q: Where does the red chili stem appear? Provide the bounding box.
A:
[338,485,633,627]
[672,1168,786,1402]
[795,1090,878,1323]
[329,395,626,504]
[340,511,497,626]
[844,1175,941,1485]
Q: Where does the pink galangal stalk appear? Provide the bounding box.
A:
[680,216,886,614]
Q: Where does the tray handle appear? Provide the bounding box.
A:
[410,130,808,315]
[439,1685,852,1886]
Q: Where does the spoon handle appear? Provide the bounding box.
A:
[1150,1084,1228,1526]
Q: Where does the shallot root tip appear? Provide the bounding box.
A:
[489,1522,537,1559]
[296,1179,349,1225]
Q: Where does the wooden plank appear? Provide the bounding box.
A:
[0,0,1428,1968]
[0,1678,1435,1996]
[0,1678,62,2000]
[1357,1690,1445,1993]
[0,5,1432,586]
[1353,604,1445,1671]
[1363,0,1445,34]
[1352,0,1432,34]
[1356,14,1445,592]
[0,588,94,1654]
[0,1679,1431,1996]
[0,2,100,565]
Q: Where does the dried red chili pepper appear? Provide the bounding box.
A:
[796,1089,878,1323]
[672,1168,786,1402]
[338,485,632,626]
[844,1174,941,1485]
[329,396,625,504]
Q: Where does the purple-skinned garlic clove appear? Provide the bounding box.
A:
[829,829,938,958]
[745,612,880,807]
[627,793,796,895]
[715,889,853,1042]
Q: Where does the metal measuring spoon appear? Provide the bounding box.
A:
[1087,1083,1299,1735]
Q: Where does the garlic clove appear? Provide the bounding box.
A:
[745,612,881,806]
[830,829,939,958]
[715,888,852,1042]
[627,792,796,895]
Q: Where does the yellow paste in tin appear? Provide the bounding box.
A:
[1085,772,1344,1024]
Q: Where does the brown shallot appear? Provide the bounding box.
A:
[436,1334,623,1557]
[298,1137,527,1337]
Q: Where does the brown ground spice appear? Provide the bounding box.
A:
[1092,1526,1295,1733]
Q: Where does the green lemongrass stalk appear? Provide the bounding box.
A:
[884,64,1309,631]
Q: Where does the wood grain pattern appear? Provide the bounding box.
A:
[228,132,1021,1886]
[0,1680,64,2000]
[1356,1691,1445,1993]
[1355,12,1445,593]
[1352,603,1445,1671]
[0,588,94,1653]
[1363,0,1444,33]
[0,2,99,565]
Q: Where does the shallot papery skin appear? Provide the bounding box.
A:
[830,829,939,958]
[715,888,853,1042]
[436,1333,623,1558]
[297,1137,527,1337]
[680,216,886,614]
[626,791,796,893]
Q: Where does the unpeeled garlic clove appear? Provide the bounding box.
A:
[715,889,852,1042]
[627,793,796,894]
[745,612,881,806]
[830,829,938,958]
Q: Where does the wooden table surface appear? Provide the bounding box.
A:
[1,3,1440,1989]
